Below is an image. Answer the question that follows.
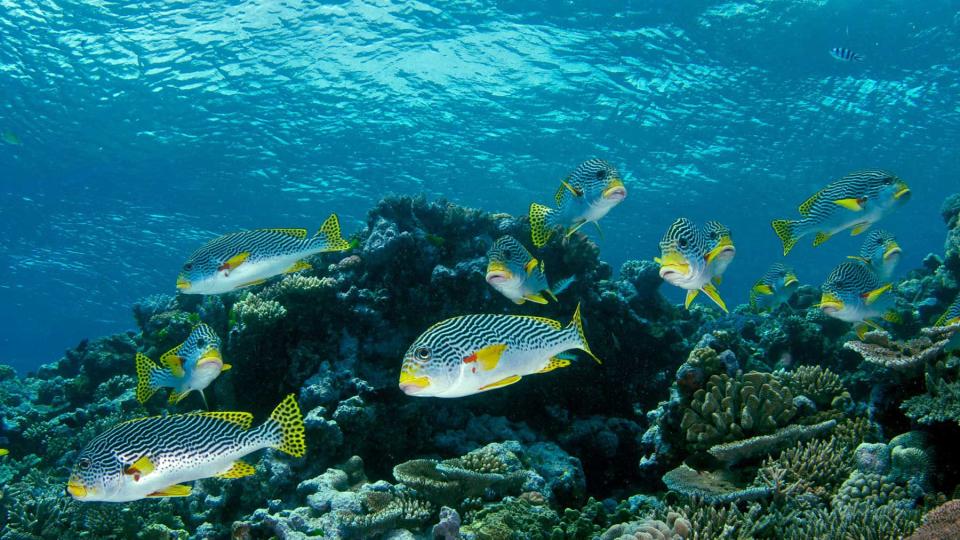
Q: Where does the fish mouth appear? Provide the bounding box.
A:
[883,244,902,260]
[656,252,691,279]
[197,350,223,368]
[818,293,844,314]
[894,186,911,201]
[784,275,800,287]
[399,369,431,395]
[66,478,88,499]
[485,262,513,285]
[705,242,735,264]
[602,180,627,201]
[176,276,191,290]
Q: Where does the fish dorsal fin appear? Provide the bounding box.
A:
[524,258,539,275]
[478,375,522,391]
[862,283,892,305]
[264,228,308,239]
[124,456,156,479]
[217,460,256,479]
[160,348,185,378]
[147,484,192,498]
[191,411,254,430]
[516,316,562,330]
[463,344,508,371]
[798,190,823,216]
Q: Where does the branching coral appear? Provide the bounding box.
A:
[775,365,850,410]
[901,379,960,425]
[392,445,527,507]
[907,499,960,540]
[680,372,797,453]
[707,419,837,464]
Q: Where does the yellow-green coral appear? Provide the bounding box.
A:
[777,365,851,410]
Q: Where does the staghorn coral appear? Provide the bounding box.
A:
[778,501,923,540]
[901,378,960,426]
[844,329,951,372]
[776,365,850,410]
[907,499,960,540]
[232,292,287,330]
[680,372,797,453]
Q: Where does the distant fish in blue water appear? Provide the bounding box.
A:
[830,47,863,61]
[1,129,20,145]
[655,218,734,313]
[750,263,799,311]
[819,261,899,339]
[849,229,901,281]
[135,323,229,406]
[485,235,574,305]
[399,306,599,398]
[529,159,627,247]
[176,214,352,294]
[771,170,910,255]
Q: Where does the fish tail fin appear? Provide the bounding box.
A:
[135,353,171,404]
[771,219,801,255]
[551,275,576,297]
[529,203,557,248]
[567,303,601,364]
[315,213,352,252]
[261,394,306,457]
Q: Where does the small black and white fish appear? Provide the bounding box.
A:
[830,47,863,62]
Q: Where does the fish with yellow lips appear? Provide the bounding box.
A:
[772,170,910,255]
[486,235,574,305]
[749,263,800,311]
[528,159,627,248]
[819,261,900,339]
[135,323,229,407]
[655,218,735,313]
[848,229,901,282]
[399,305,599,398]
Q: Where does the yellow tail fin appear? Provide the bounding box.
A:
[135,353,161,404]
[771,219,799,256]
[529,203,555,248]
[316,213,352,252]
[568,303,601,364]
[266,394,306,457]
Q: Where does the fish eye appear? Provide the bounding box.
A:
[678,238,688,248]
[197,338,206,347]
[596,169,607,180]
[883,177,893,185]
[183,263,193,271]
[415,347,431,360]
[78,458,91,470]
[503,250,512,259]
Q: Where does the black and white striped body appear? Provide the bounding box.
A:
[830,47,863,61]
[551,159,626,226]
[657,218,711,291]
[857,229,901,281]
[821,261,891,324]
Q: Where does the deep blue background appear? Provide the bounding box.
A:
[2,0,958,373]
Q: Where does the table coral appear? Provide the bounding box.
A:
[844,330,952,371]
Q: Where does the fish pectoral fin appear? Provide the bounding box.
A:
[220,252,251,272]
[862,284,893,305]
[701,283,729,313]
[524,258,539,275]
[478,375,522,391]
[160,354,186,378]
[538,357,572,374]
[284,260,312,274]
[238,278,268,288]
[565,220,588,238]
[850,222,871,236]
[124,456,156,480]
[168,390,188,405]
[0,448,8,457]
[592,221,604,239]
[813,232,832,247]
[464,343,508,371]
[846,255,872,266]
[855,324,869,340]
[147,484,192,498]
[752,284,774,296]
[798,190,823,216]
[524,293,549,305]
[221,363,232,371]
[560,180,583,198]
[833,198,865,212]
[217,460,256,479]
[684,289,700,309]
[545,289,559,302]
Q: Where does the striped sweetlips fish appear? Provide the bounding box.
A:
[398,305,600,398]
[177,213,352,295]
[703,221,735,281]
[771,170,910,256]
[135,323,228,407]
[655,218,733,313]
[486,235,574,305]
[528,159,627,248]
[849,229,901,281]
[66,395,305,503]
[936,293,960,327]
[819,261,899,339]
[830,47,863,61]
[749,263,799,311]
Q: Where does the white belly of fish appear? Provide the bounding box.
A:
[194,253,308,294]
[438,342,574,398]
[108,447,258,502]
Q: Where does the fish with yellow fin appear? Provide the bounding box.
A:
[399,305,599,398]
[135,323,228,407]
[771,170,910,255]
[655,218,734,313]
[819,261,900,339]
[0,448,8,457]
[67,395,305,502]
[486,235,574,305]
[528,159,627,248]
[935,293,960,327]
[749,263,800,311]
[177,213,352,294]
[847,229,901,282]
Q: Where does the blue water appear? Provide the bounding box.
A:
[1,0,956,373]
